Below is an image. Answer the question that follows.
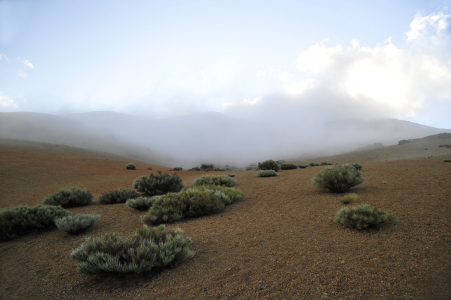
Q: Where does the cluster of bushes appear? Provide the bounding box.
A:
[258,160,280,172]
[334,204,397,230]
[0,205,72,240]
[280,163,298,170]
[193,175,237,187]
[43,187,94,208]
[126,163,137,170]
[70,225,194,274]
[173,167,183,171]
[312,163,365,193]
[141,185,244,224]
[200,164,214,171]
[133,171,184,196]
[256,170,278,177]
[299,164,309,168]
[126,196,161,210]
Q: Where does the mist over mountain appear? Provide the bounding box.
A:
[1,111,449,168]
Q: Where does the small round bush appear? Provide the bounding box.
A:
[99,188,139,204]
[312,164,365,193]
[258,160,280,172]
[192,185,245,204]
[334,204,398,230]
[200,164,214,171]
[133,171,184,196]
[228,174,236,177]
[43,187,94,208]
[126,196,161,210]
[126,163,137,170]
[342,193,358,204]
[55,214,100,234]
[0,205,71,240]
[345,163,363,170]
[193,175,237,187]
[173,167,183,171]
[280,163,298,170]
[314,163,320,166]
[299,164,309,168]
[309,163,315,167]
[256,170,278,177]
[70,225,194,274]
[443,159,450,162]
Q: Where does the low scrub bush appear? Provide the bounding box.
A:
[312,164,365,193]
[43,187,94,208]
[214,167,224,171]
[192,185,245,204]
[309,163,315,166]
[258,160,280,172]
[280,163,298,170]
[228,174,236,177]
[200,164,214,171]
[276,160,286,164]
[70,225,194,274]
[99,188,139,204]
[299,164,309,168]
[0,205,71,240]
[126,196,161,210]
[443,159,450,162]
[342,193,358,204]
[193,175,237,187]
[173,167,183,171]
[133,171,184,196]
[142,189,228,224]
[126,163,137,170]
[346,163,363,170]
[334,204,398,230]
[256,170,278,177]
[55,214,100,234]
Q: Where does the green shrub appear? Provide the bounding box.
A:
[299,164,309,168]
[126,163,137,170]
[312,164,365,193]
[320,162,328,166]
[314,163,320,166]
[200,164,214,171]
[70,225,194,274]
[142,189,228,224]
[342,193,358,204]
[214,167,224,171]
[334,204,398,230]
[173,167,183,171]
[55,214,100,234]
[193,175,237,187]
[280,163,298,170]
[0,205,71,240]
[43,187,94,208]
[99,188,139,204]
[228,174,236,177]
[245,166,253,171]
[256,170,278,177]
[192,185,245,204]
[126,196,161,210]
[309,163,315,166]
[276,160,286,164]
[443,159,450,162]
[133,171,184,196]
[258,160,280,172]
[346,163,363,170]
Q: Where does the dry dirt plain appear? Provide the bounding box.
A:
[0,136,450,300]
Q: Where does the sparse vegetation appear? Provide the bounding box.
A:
[70,225,194,274]
[309,163,315,166]
[258,160,280,172]
[276,160,286,164]
[342,193,358,204]
[54,214,100,234]
[280,163,298,170]
[200,164,214,171]
[256,170,278,177]
[126,196,161,210]
[346,163,363,170]
[299,164,309,168]
[133,171,184,196]
[126,163,137,170]
[0,205,71,240]
[312,164,365,193]
[192,185,245,204]
[173,167,183,171]
[42,187,94,208]
[443,159,450,162]
[193,175,237,187]
[334,204,398,230]
[99,188,139,204]
[228,174,236,177]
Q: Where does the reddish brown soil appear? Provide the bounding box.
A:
[1,138,450,299]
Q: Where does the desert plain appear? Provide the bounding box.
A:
[0,134,450,300]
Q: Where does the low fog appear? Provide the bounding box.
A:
[1,100,449,169]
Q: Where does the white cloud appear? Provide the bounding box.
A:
[0,53,9,61]
[21,59,34,68]
[0,91,19,109]
[406,12,451,41]
[321,38,330,43]
[351,39,359,48]
[255,69,265,77]
[297,44,343,74]
[222,102,233,107]
[18,72,28,78]
[283,79,316,95]
[241,98,261,105]
[271,68,290,82]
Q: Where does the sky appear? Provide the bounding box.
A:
[1,0,451,128]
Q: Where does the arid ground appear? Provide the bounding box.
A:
[1,135,450,299]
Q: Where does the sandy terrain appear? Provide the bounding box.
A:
[0,135,450,299]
